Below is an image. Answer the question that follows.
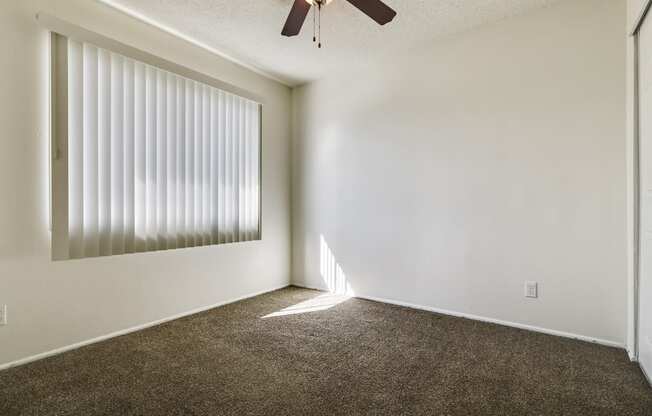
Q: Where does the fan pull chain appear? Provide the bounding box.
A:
[318,3,322,48]
[313,5,316,43]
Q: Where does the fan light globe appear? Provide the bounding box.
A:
[305,0,334,5]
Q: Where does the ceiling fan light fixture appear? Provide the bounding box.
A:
[282,0,397,46]
[305,0,334,5]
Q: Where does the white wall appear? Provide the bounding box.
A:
[292,0,628,345]
[0,0,291,366]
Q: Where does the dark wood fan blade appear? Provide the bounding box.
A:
[282,0,312,36]
[345,0,396,25]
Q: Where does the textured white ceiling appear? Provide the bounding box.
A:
[102,0,561,86]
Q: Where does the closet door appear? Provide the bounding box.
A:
[638,7,652,380]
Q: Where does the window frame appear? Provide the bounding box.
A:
[44,14,263,260]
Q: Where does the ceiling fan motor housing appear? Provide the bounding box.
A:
[305,0,333,6]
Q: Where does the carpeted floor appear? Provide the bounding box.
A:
[1,287,651,416]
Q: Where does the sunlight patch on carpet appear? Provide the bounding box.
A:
[262,293,351,318]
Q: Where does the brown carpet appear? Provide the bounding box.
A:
[1,286,651,416]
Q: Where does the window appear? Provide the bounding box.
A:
[50,30,261,260]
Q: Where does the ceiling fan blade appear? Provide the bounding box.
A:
[282,0,312,37]
[345,0,396,25]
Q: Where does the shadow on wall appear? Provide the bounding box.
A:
[320,234,354,295]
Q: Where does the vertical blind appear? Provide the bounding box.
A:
[62,38,261,259]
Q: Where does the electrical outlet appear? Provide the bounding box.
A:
[0,305,6,325]
[525,281,538,299]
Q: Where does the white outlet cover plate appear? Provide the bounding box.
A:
[525,282,538,298]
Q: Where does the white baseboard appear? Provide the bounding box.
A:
[628,348,638,362]
[292,283,625,350]
[0,283,290,372]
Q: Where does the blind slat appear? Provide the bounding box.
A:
[202,85,210,245]
[83,43,99,258]
[177,78,186,248]
[134,61,147,253]
[98,48,111,256]
[68,39,84,259]
[110,53,124,255]
[166,73,177,250]
[124,59,135,254]
[145,65,157,251]
[157,69,167,249]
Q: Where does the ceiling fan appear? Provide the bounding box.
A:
[281,0,396,48]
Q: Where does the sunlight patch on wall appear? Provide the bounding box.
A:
[320,234,353,295]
